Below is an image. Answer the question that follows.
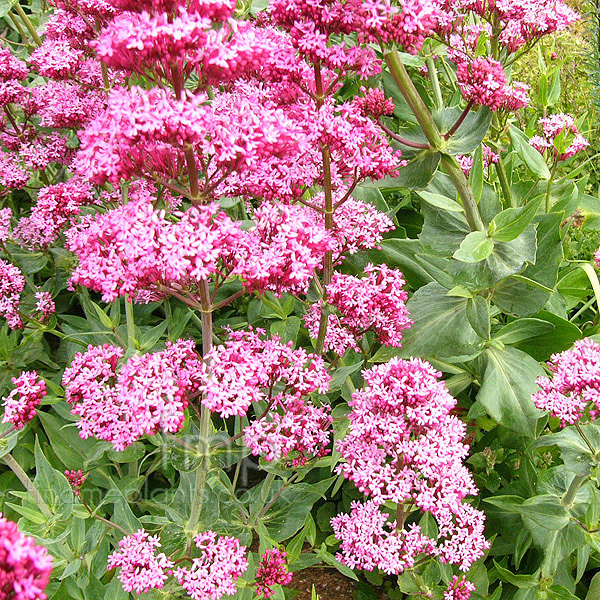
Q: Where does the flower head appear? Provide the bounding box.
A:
[108,530,173,595]
[0,514,53,600]
[2,371,46,430]
[255,549,293,598]
[0,259,25,329]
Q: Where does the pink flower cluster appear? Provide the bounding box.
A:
[108,530,174,595]
[65,469,87,496]
[34,292,55,323]
[333,358,488,573]
[305,265,412,354]
[0,207,11,242]
[0,259,25,330]
[532,337,600,426]
[243,202,330,296]
[66,196,245,302]
[0,514,53,600]
[202,328,331,464]
[14,179,94,249]
[1,371,46,430]
[457,145,500,176]
[456,57,529,111]
[529,114,589,161]
[62,339,203,449]
[445,575,476,600]
[174,531,248,600]
[255,549,293,599]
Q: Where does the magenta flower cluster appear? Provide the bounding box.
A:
[529,114,590,161]
[62,339,203,450]
[532,337,600,426]
[305,264,412,355]
[332,358,488,574]
[255,548,293,599]
[0,513,53,600]
[1,371,47,430]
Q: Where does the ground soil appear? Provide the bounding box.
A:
[288,567,357,599]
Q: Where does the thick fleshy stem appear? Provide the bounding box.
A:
[314,61,335,355]
[384,47,486,233]
[444,100,474,139]
[545,160,558,212]
[495,155,515,207]
[3,453,51,518]
[13,3,42,47]
[186,279,213,540]
[562,474,589,508]
[426,56,443,110]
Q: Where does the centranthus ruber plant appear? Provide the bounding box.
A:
[0,0,597,598]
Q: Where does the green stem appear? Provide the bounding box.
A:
[314,61,334,355]
[13,3,42,46]
[384,47,444,149]
[545,161,558,212]
[124,298,136,351]
[426,56,443,109]
[562,473,589,507]
[7,12,32,50]
[576,422,598,458]
[384,46,485,232]
[495,155,515,207]
[186,280,213,538]
[3,453,51,518]
[251,471,277,523]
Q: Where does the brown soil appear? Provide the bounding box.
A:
[289,567,356,599]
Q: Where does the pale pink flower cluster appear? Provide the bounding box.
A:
[243,202,330,296]
[65,197,245,302]
[532,338,600,426]
[174,531,248,600]
[456,57,529,111]
[34,292,56,323]
[445,575,476,600]
[457,145,500,176]
[29,39,84,78]
[107,530,174,595]
[255,548,293,599]
[14,179,94,249]
[0,259,25,329]
[2,371,47,430]
[202,328,331,464]
[333,358,488,573]
[0,153,28,190]
[0,513,53,600]
[331,500,436,574]
[529,114,589,161]
[62,339,203,449]
[305,265,412,355]
[0,207,11,242]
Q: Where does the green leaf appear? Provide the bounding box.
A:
[489,195,544,242]
[453,231,494,263]
[493,318,555,345]
[510,125,551,179]
[473,346,545,436]
[585,572,600,600]
[318,546,359,581]
[466,295,490,340]
[493,561,538,589]
[392,151,441,190]
[34,437,73,519]
[91,302,114,330]
[534,422,600,476]
[0,0,18,18]
[372,282,484,362]
[438,106,493,154]
[417,190,464,212]
[469,145,484,203]
[518,495,570,530]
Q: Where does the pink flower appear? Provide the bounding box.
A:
[305,265,412,354]
[174,531,248,600]
[532,337,600,426]
[201,328,330,418]
[0,207,11,243]
[0,153,28,190]
[65,469,87,496]
[108,530,174,595]
[354,86,395,118]
[29,39,84,78]
[0,513,53,600]
[333,358,488,571]
[0,47,28,81]
[34,292,55,323]
[63,340,203,450]
[0,259,25,329]
[242,202,331,296]
[2,371,46,429]
[529,113,589,161]
[445,575,476,600]
[255,549,293,598]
